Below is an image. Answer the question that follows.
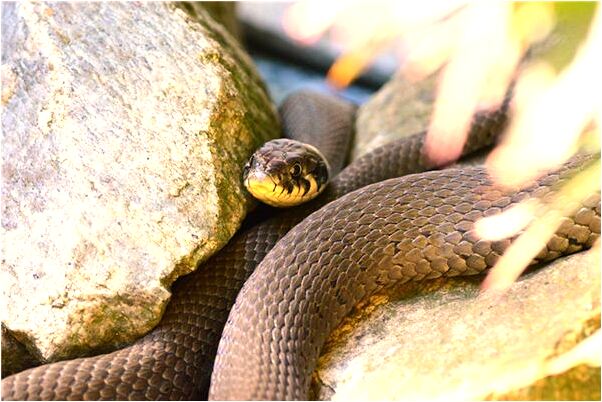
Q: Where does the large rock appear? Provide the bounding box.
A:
[1,2,279,365]
[312,247,600,400]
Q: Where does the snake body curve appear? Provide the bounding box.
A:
[2,92,599,400]
[209,154,600,400]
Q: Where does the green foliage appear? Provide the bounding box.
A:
[546,2,597,71]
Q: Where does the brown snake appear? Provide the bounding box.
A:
[2,91,600,400]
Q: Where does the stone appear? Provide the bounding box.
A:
[1,2,279,365]
[352,72,438,160]
[312,247,600,400]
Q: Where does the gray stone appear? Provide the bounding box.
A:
[1,2,279,364]
[312,247,600,400]
[352,72,438,160]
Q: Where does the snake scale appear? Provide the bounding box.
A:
[2,91,600,400]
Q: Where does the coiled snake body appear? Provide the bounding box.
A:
[2,92,600,400]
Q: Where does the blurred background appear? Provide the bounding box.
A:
[237,1,390,104]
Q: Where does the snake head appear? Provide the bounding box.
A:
[243,138,331,207]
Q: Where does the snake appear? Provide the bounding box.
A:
[2,91,599,401]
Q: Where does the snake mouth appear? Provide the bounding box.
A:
[244,170,321,208]
[244,171,276,197]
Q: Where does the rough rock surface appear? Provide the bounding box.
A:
[1,2,279,365]
[312,247,600,401]
[352,72,438,160]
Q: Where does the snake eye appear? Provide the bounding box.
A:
[290,163,302,177]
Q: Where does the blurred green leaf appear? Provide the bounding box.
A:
[541,2,597,71]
